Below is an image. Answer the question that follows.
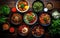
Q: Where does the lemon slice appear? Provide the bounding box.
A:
[24,6,29,9]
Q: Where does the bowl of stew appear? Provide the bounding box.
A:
[39,13,51,26]
[32,25,44,37]
[11,13,22,25]
[16,0,29,13]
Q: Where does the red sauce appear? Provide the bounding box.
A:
[3,23,9,30]
[9,27,15,33]
[11,7,17,12]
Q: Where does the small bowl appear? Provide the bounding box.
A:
[16,0,29,13]
[2,23,10,31]
[9,27,15,33]
[46,2,54,10]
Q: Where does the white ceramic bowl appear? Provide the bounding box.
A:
[24,12,37,25]
[16,0,29,13]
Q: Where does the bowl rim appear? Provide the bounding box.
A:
[2,23,10,31]
[39,13,51,26]
[31,25,44,37]
[23,11,38,25]
[16,0,30,13]
[32,0,44,13]
[11,13,22,25]
[46,2,54,10]
[18,24,30,36]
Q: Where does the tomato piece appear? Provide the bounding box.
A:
[9,27,15,33]
[11,7,17,12]
[23,1,28,6]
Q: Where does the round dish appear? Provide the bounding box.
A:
[11,13,22,25]
[16,0,29,13]
[32,25,44,37]
[24,11,37,25]
[32,1,44,13]
[9,27,15,33]
[2,23,10,30]
[18,24,30,36]
[46,2,53,10]
[11,7,17,12]
[39,13,51,26]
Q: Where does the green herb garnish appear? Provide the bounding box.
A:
[1,5,10,15]
[0,16,7,23]
[33,1,43,12]
[20,4,25,8]
[48,19,60,36]
[28,16,33,21]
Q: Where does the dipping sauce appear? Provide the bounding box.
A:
[11,7,17,12]
[3,23,10,30]
[46,2,53,10]
[9,27,15,33]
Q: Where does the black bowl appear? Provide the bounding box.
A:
[32,0,44,13]
[38,12,51,26]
